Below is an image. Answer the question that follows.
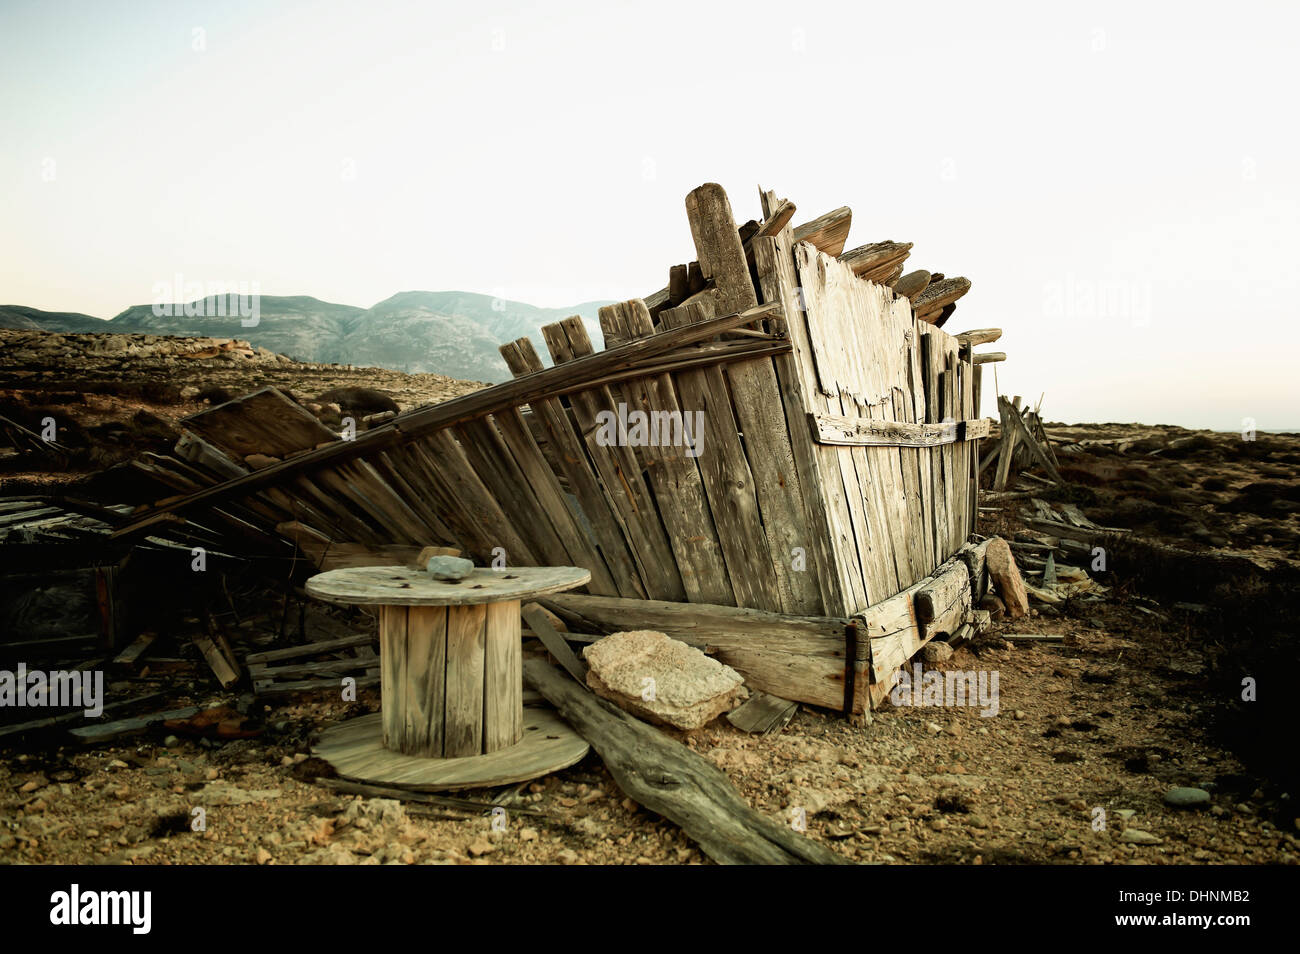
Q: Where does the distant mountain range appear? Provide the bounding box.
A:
[0,292,611,382]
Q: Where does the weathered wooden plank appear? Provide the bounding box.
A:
[443,604,487,757]
[414,429,541,566]
[726,690,798,734]
[379,605,408,752]
[542,317,686,602]
[245,633,376,665]
[811,414,992,446]
[183,386,339,461]
[491,406,618,595]
[521,601,588,684]
[956,328,1002,347]
[403,605,446,756]
[752,212,857,617]
[191,633,239,688]
[598,299,733,606]
[500,337,646,599]
[658,299,781,611]
[838,240,912,279]
[483,600,522,751]
[682,189,819,615]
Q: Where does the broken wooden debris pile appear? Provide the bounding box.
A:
[246,632,380,697]
[88,179,1003,714]
[983,394,1063,490]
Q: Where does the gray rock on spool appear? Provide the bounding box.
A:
[425,555,475,581]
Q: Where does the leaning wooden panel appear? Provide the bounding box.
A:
[752,222,860,617]
[500,337,646,600]
[659,300,779,610]
[752,221,847,617]
[794,242,895,607]
[414,429,541,568]
[598,299,734,607]
[684,184,820,614]
[542,317,686,602]
[491,405,620,595]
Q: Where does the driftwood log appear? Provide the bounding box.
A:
[523,656,847,865]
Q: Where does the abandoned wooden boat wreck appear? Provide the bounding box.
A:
[110,182,1006,716]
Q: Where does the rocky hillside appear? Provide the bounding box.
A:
[1,291,611,383]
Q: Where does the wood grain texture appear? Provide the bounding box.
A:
[443,603,486,757]
[306,565,591,607]
[313,707,589,791]
[483,600,523,751]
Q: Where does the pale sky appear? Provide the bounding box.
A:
[2,0,1295,429]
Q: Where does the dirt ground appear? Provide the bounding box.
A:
[2,343,1297,865]
[1,601,1292,866]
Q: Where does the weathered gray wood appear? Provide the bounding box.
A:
[69,706,202,743]
[955,328,1002,348]
[112,631,158,670]
[811,414,992,447]
[838,240,912,278]
[598,298,733,606]
[543,316,687,602]
[0,692,164,741]
[893,270,932,300]
[313,706,588,791]
[521,601,588,684]
[523,656,847,865]
[443,603,486,757]
[483,600,523,751]
[191,633,239,687]
[306,565,591,607]
[658,298,781,611]
[244,633,376,665]
[500,337,646,599]
[683,190,820,615]
[1001,397,1064,483]
[726,690,798,734]
[254,675,380,697]
[752,215,850,618]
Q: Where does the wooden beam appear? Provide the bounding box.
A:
[955,328,1002,348]
[973,352,1006,365]
[541,593,850,710]
[521,602,588,684]
[810,414,992,447]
